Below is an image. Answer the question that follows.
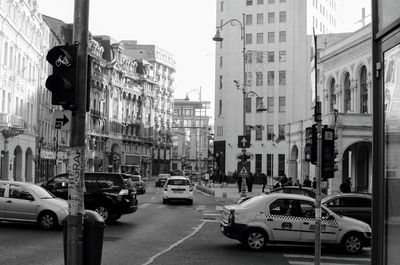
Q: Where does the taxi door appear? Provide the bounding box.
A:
[299,200,339,243]
[266,198,302,242]
[0,183,7,219]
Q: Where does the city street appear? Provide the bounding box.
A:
[0,182,371,265]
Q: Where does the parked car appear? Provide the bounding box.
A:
[322,193,372,225]
[0,181,68,230]
[220,193,371,253]
[267,186,326,199]
[155,173,171,187]
[162,176,193,205]
[123,174,146,194]
[42,172,138,223]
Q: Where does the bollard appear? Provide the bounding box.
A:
[222,192,227,198]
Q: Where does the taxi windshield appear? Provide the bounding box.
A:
[239,195,265,208]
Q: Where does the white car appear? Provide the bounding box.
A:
[162,176,193,205]
[0,181,68,230]
[220,193,371,254]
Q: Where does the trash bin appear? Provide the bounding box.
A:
[62,210,105,265]
[83,210,106,265]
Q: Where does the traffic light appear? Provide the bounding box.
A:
[241,152,251,164]
[321,126,337,181]
[304,124,317,164]
[45,44,78,110]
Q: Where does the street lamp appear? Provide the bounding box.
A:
[213,14,267,197]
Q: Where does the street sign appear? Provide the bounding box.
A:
[54,110,71,131]
[238,135,251,148]
[238,163,250,177]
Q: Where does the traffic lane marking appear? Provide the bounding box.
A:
[141,221,207,265]
[284,254,370,261]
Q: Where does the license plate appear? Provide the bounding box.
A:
[174,190,183,193]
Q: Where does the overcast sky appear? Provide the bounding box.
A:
[37,0,371,120]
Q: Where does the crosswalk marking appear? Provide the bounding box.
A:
[284,254,370,262]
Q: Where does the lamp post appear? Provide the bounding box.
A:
[213,15,267,197]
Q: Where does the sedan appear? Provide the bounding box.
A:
[155,173,171,187]
[129,174,146,194]
[0,181,68,230]
[322,193,372,225]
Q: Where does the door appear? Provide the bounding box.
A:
[0,183,7,218]
[299,200,339,243]
[5,184,38,221]
[266,198,302,242]
[324,196,371,225]
[45,174,69,200]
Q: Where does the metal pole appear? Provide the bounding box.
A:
[66,1,89,264]
[313,30,322,265]
[240,13,248,198]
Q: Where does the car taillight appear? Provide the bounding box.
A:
[228,210,235,226]
[119,189,129,196]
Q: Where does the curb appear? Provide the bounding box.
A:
[195,185,215,196]
[195,185,237,205]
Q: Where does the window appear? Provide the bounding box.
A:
[3,42,8,66]
[220,1,224,11]
[256,52,263,63]
[268,12,275,23]
[267,97,274,112]
[245,98,252,113]
[268,0,275,4]
[278,154,285,176]
[268,32,275,43]
[256,97,263,110]
[279,11,286,22]
[270,199,301,216]
[279,97,286,112]
[279,31,286,42]
[247,52,253,63]
[256,33,264,44]
[246,0,253,5]
[344,73,351,113]
[246,34,252,45]
[0,183,5,197]
[256,72,263,86]
[279,51,286,62]
[329,78,336,112]
[9,185,33,200]
[360,66,368,113]
[279,70,286,85]
[219,75,223,89]
[257,0,264,4]
[256,126,262,140]
[268,52,274,62]
[246,72,252,86]
[267,154,273,176]
[267,71,274,85]
[280,0,286,2]
[256,154,262,173]
[246,14,253,25]
[267,125,274,140]
[257,13,264,24]
[279,125,285,140]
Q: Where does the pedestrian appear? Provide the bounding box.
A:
[294,179,301,187]
[312,177,317,189]
[261,173,267,193]
[303,175,312,187]
[280,174,288,187]
[234,170,241,192]
[340,177,352,193]
[247,171,254,192]
[287,177,293,186]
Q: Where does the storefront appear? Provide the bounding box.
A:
[372,1,400,263]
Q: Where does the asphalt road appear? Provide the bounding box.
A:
[0,183,371,265]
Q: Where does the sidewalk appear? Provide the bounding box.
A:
[195,182,267,204]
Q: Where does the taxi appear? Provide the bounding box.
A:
[220,193,371,253]
[162,176,193,205]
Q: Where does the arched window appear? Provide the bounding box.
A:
[330,78,336,113]
[360,66,368,113]
[344,73,351,113]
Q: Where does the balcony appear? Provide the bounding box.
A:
[0,113,26,129]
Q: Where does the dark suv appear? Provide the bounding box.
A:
[42,172,138,223]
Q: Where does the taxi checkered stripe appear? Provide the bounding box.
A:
[266,214,338,225]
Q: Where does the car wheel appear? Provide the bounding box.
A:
[38,211,59,230]
[94,204,111,223]
[110,213,122,222]
[244,229,267,251]
[342,233,363,254]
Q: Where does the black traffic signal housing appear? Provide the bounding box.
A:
[241,152,251,164]
[321,126,337,181]
[304,124,317,165]
[45,44,78,110]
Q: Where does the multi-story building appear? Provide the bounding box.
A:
[121,41,175,175]
[288,24,372,193]
[0,0,43,182]
[214,0,339,178]
[171,98,211,175]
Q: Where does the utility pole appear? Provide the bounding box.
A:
[66,1,90,264]
[313,29,322,265]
